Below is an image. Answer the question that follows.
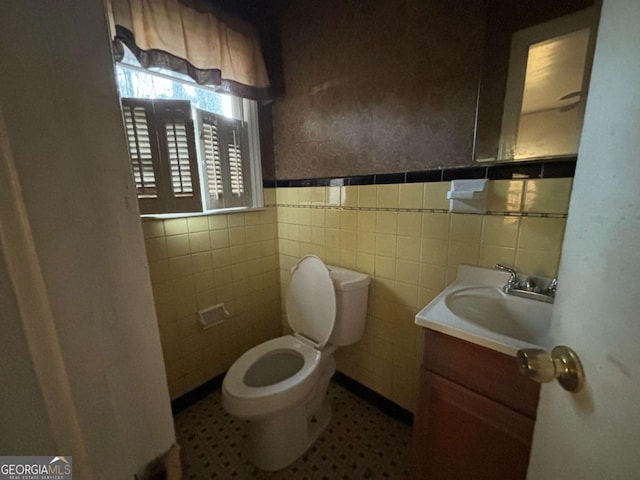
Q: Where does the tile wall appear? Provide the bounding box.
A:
[141,190,281,399]
[275,178,572,412]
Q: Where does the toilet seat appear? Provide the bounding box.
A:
[286,255,336,348]
[222,335,321,419]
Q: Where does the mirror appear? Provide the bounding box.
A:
[474,0,599,163]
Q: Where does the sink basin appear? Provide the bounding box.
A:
[445,286,551,344]
[415,265,553,355]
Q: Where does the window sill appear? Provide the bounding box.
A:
[140,206,265,220]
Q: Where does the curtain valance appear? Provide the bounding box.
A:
[108,0,271,101]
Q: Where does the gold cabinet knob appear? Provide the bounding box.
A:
[517,346,585,392]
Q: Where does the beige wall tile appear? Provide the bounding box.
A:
[263,188,276,205]
[340,230,356,251]
[325,210,340,229]
[211,248,231,268]
[397,212,422,237]
[210,229,230,249]
[340,249,357,269]
[326,186,341,206]
[487,180,524,212]
[193,271,215,293]
[340,186,357,207]
[450,214,483,243]
[357,211,375,231]
[245,225,261,242]
[398,183,424,209]
[376,184,399,208]
[481,216,520,248]
[191,252,212,273]
[422,213,450,239]
[479,245,516,269]
[375,211,398,234]
[186,216,209,233]
[375,256,396,280]
[518,217,566,251]
[145,237,168,261]
[169,255,193,278]
[326,229,340,248]
[228,227,247,246]
[419,263,447,291]
[340,210,357,229]
[524,178,573,214]
[356,252,375,275]
[447,241,480,268]
[149,259,171,282]
[310,187,325,206]
[166,234,191,257]
[296,208,310,225]
[227,213,245,228]
[230,245,247,264]
[515,249,561,278]
[357,185,377,207]
[208,214,228,231]
[396,236,421,261]
[189,231,211,253]
[375,233,397,256]
[311,208,325,227]
[396,259,419,285]
[423,182,450,210]
[298,225,312,243]
[164,218,189,236]
[311,227,326,246]
[142,220,165,238]
[391,281,418,308]
[420,238,448,265]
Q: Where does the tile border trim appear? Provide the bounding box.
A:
[269,203,568,219]
[263,158,576,188]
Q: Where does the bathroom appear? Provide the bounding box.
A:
[1,0,639,479]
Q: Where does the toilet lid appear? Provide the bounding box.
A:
[286,255,336,348]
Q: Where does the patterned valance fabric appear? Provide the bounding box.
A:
[108,0,271,100]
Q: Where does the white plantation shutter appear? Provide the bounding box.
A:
[121,98,163,213]
[228,130,244,197]
[122,104,156,197]
[200,117,224,202]
[165,120,193,196]
[122,98,202,213]
[197,110,251,209]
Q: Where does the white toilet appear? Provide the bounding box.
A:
[221,255,370,471]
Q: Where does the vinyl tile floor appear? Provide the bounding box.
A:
[174,381,412,479]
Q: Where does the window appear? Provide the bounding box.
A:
[115,49,262,215]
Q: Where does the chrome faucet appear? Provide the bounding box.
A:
[495,264,520,292]
[494,264,555,303]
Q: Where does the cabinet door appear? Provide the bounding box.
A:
[413,369,534,480]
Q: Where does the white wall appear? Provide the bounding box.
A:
[528,0,640,477]
[0,1,175,477]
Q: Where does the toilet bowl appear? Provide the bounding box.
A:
[221,255,370,471]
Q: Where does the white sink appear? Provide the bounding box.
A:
[415,265,552,356]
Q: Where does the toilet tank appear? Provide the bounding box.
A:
[326,265,371,346]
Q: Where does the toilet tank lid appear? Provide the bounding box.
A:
[327,265,371,291]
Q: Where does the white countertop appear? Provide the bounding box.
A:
[415,265,552,357]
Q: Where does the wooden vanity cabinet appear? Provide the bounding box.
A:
[412,329,540,480]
